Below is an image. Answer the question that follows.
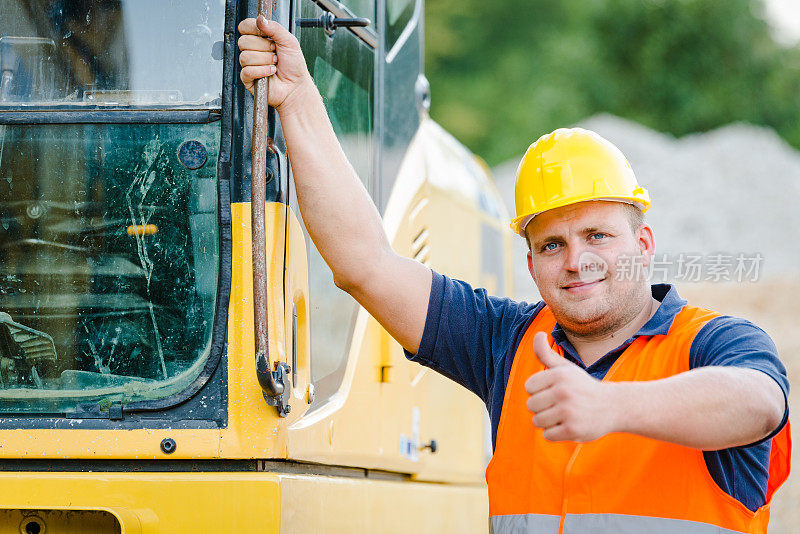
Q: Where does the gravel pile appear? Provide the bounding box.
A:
[493,115,800,301]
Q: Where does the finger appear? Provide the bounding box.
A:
[532,406,563,430]
[240,65,276,86]
[238,17,281,38]
[239,50,277,68]
[238,34,276,52]
[524,369,556,395]
[239,70,254,95]
[255,16,297,48]
[533,331,570,369]
[238,17,260,36]
[526,387,557,413]
[542,424,572,442]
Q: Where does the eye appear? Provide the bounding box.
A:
[589,232,607,241]
[542,242,560,252]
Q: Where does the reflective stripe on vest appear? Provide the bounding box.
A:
[485,304,791,534]
[490,513,560,533]
[492,513,749,534]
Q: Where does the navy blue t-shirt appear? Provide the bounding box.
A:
[405,272,789,512]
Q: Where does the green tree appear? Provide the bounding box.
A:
[425,0,800,165]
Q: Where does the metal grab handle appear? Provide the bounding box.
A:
[251,0,290,416]
[297,12,370,34]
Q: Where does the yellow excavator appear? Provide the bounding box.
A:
[0,0,512,531]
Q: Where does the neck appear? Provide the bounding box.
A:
[563,296,660,367]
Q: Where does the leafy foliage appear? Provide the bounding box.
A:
[425,0,800,165]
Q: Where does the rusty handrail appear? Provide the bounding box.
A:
[252,0,285,400]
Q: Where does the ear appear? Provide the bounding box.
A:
[636,223,656,266]
[527,249,537,284]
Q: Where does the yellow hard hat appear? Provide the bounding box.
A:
[510,127,651,236]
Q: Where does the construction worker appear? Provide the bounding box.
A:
[238,17,790,533]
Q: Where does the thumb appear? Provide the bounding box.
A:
[256,16,295,46]
[533,331,569,369]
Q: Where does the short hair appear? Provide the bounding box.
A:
[623,203,645,233]
[524,203,645,251]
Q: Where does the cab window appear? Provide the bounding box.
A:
[0,0,223,413]
[385,0,415,50]
[0,0,224,107]
[336,0,374,24]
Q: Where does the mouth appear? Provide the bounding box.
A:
[561,277,606,294]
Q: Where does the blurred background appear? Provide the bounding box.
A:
[424,1,799,531]
[426,0,800,167]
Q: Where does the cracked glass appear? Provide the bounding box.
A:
[0,0,223,413]
[0,122,219,412]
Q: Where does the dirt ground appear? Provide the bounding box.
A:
[676,280,799,533]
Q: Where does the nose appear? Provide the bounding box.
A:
[563,242,584,273]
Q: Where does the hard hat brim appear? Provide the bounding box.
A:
[511,196,650,237]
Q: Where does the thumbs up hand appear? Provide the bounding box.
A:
[524,332,620,442]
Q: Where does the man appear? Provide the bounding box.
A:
[238,16,790,533]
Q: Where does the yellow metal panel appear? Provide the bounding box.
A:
[287,308,392,468]
[0,470,486,533]
[0,428,220,459]
[0,472,281,533]
[0,509,121,534]
[221,201,294,458]
[391,185,488,483]
[283,203,312,423]
[285,183,446,473]
[279,474,487,533]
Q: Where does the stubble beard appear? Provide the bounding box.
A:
[547,279,651,339]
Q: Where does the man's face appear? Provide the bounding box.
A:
[525,201,654,336]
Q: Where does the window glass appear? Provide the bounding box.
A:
[313,57,372,189]
[337,0,374,24]
[385,0,415,50]
[0,0,225,107]
[296,0,374,397]
[0,122,219,413]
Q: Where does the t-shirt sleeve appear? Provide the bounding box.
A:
[690,315,790,442]
[690,315,790,511]
[403,271,539,404]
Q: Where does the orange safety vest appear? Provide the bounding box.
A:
[485,304,791,534]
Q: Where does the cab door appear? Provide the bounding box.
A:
[282,0,489,486]
[287,0,376,412]
[281,0,394,464]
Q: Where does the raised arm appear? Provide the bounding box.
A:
[238,17,431,353]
